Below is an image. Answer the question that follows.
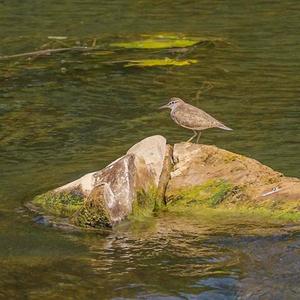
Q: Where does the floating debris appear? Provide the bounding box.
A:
[48,36,68,40]
[111,34,201,49]
[111,34,228,49]
[82,50,114,56]
[124,57,198,67]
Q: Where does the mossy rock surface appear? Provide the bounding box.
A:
[72,187,165,227]
[167,179,234,208]
[166,179,300,222]
[29,141,300,229]
[71,186,112,228]
[32,191,84,218]
[71,202,112,228]
[131,187,164,220]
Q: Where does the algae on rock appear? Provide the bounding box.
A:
[166,180,300,222]
[32,191,84,218]
[71,185,112,228]
[28,137,300,229]
[166,143,300,222]
[30,135,169,229]
[131,188,164,219]
[167,180,234,208]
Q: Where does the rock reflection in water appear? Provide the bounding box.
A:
[67,214,299,299]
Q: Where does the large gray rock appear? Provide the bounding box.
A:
[55,171,97,197]
[127,135,167,186]
[33,135,168,228]
[72,153,152,227]
[56,135,167,196]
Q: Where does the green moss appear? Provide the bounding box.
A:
[168,179,233,208]
[167,205,300,223]
[166,179,300,222]
[32,191,84,218]
[70,186,113,228]
[131,187,164,220]
[71,202,112,228]
[239,198,300,220]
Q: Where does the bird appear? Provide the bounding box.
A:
[159,97,232,143]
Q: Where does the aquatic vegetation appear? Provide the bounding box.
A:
[167,180,234,208]
[32,191,84,218]
[71,199,112,228]
[168,203,300,223]
[110,34,227,49]
[111,37,200,49]
[131,187,164,220]
[0,33,229,65]
[29,159,300,228]
[166,179,300,222]
[74,188,163,229]
[124,58,198,67]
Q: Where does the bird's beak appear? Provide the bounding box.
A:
[159,104,169,109]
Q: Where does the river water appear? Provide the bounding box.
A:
[0,1,299,299]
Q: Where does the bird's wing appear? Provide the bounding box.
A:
[172,104,222,130]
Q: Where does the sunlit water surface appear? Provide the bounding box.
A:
[0,1,299,299]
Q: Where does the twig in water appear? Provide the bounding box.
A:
[0,46,103,60]
[92,38,97,47]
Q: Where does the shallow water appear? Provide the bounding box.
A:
[0,1,299,299]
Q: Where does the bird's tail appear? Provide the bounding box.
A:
[218,123,233,131]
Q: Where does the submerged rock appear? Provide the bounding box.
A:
[29,137,300,229]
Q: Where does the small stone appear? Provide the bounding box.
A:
[60,67,67,74]
[33,215,50,226]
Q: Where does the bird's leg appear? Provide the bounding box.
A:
[186,130,197,143]
[196,131,202,143]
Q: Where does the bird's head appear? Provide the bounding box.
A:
[159,97,184,110]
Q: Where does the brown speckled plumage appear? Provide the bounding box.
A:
[160,97,232,143]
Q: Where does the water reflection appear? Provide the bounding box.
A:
[0,209,299,298]
[0,0,299,298]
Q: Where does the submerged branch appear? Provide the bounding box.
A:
[0,46,103,60]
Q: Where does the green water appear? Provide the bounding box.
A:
[0,1,299,299]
